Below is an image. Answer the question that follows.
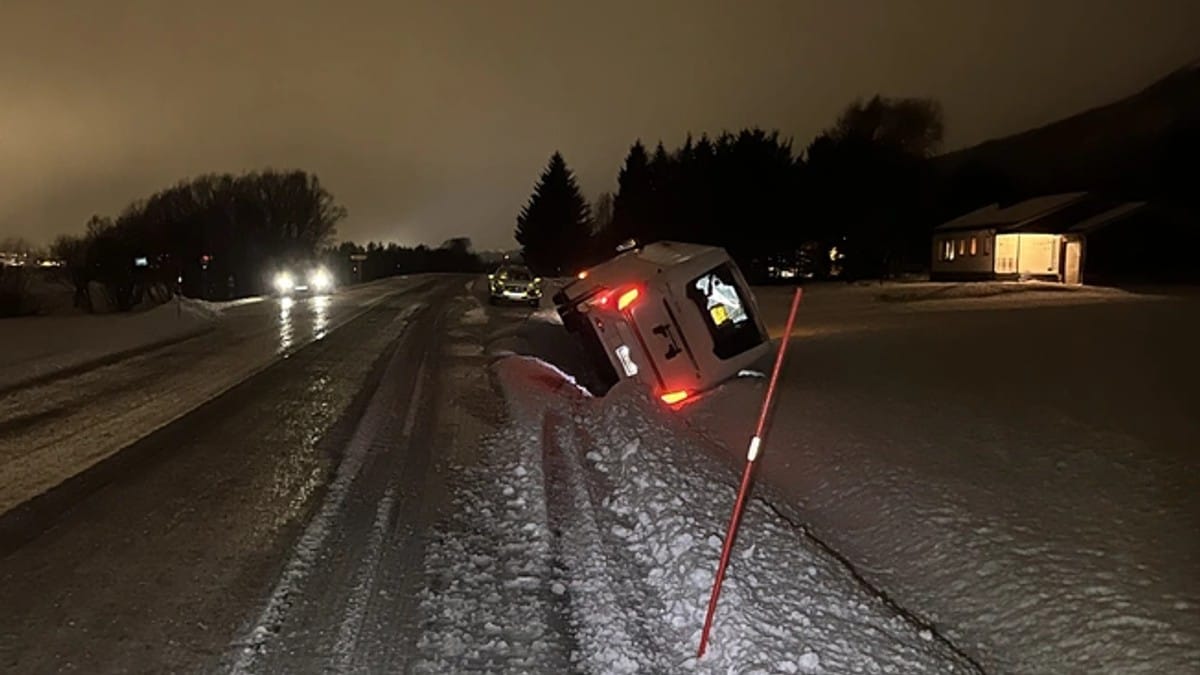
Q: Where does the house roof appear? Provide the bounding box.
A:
[1066,202,1147,233]
[935,193,1087,232]
[936,192,1143,235]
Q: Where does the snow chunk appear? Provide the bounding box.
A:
[460,306,487,325]
[797,651,821,672]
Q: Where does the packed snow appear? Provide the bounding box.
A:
[414,356,977,673]
[461,305,489,325]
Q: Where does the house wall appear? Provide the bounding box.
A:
[931,229,994,280]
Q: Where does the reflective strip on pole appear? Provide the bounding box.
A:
[746,435,762,462]
[697,286,803,659]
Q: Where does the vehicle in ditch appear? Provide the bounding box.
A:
[554,241,771,404]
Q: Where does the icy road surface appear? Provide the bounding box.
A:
[688,285,1200,673]
[0,276,486,671]
[0,277,422,518]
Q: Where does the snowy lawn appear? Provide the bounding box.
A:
[683,290,1199,673]
[415,356,978,673]
[751,281,1145,339]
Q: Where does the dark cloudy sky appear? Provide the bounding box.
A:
[2,1,1198,250]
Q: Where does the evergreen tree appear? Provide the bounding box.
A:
[609,141,653,248]
[514,152,591,275]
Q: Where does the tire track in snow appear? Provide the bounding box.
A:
[226,303,424,674]
[329,355,427,671]
[329,487,396,669]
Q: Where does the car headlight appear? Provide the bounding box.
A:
[309,267,332,291]
[274,272,295,293]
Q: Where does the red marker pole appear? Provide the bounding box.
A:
[697,287,803,659]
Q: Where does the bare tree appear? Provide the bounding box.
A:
[591,191,615,235]
[834,95,945,158]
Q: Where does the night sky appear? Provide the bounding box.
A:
[2,1,1198,250]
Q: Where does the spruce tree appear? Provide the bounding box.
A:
[609,141,653,247]
[514,152,591,275]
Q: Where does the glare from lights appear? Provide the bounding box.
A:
[274,271,295,294]
[309,267,332,292]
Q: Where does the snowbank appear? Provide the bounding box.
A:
[0,299,221,391]
[529,307,563,325]
[415,356,977,673]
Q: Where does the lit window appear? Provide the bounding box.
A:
[957,239,966,256]
[969,237,977,256]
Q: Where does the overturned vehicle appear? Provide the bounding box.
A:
[554,241,770,404]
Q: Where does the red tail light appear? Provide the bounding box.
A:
[616,287,640,311]
[660,390,690,405]
[590,290,612,307]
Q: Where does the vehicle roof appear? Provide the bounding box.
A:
[560,241,732,302]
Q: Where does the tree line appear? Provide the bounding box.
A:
[38,169,490,313]
[52,169,345,310]
[514,96,946,280]
[327,237,484,283]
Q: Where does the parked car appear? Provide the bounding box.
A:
[488,264,542,306]
[554,241,770,404]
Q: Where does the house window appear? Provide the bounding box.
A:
[957,239,966,256]
[969,237,977,256]
[983,237,991,256]
[944,239,955,261]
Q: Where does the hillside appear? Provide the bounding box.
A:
[933,61,1200,211]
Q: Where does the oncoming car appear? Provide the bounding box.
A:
[273,265,335,297]
[488,264,542,306]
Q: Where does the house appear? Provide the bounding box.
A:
[931,193,1145,284]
